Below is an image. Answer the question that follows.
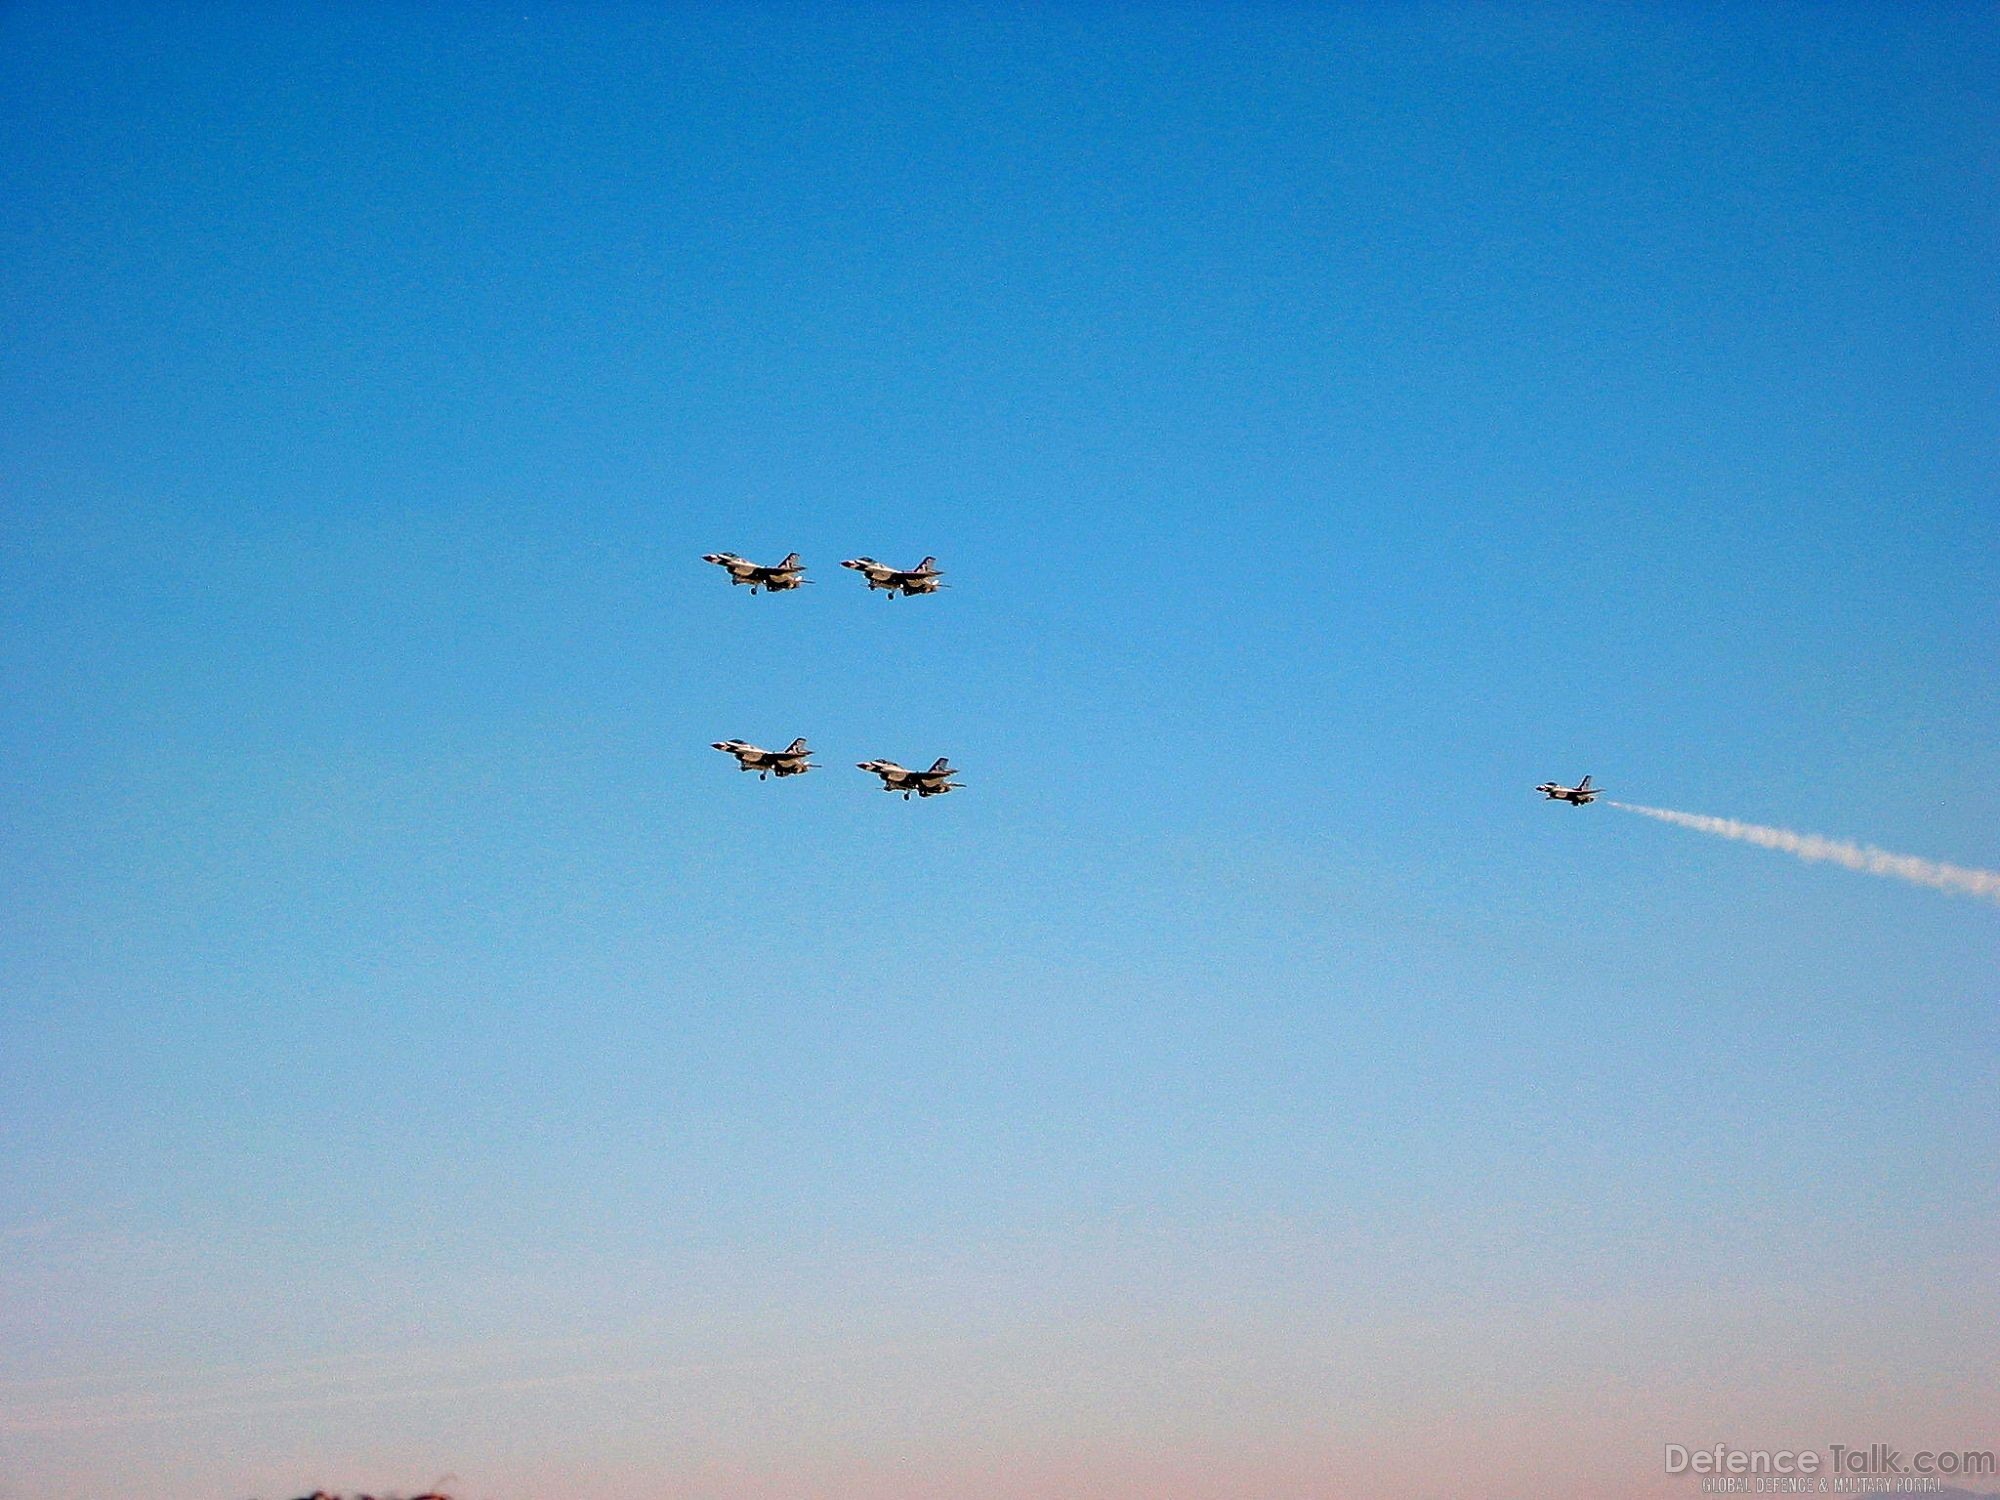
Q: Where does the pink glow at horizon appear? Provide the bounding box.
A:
[6,1209,1995,1498]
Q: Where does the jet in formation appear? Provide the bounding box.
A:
[840,556,945,597]
[702,552,809,593]
[1537,775,1603,806]
[712,738,817,779]
[856,757,962,799]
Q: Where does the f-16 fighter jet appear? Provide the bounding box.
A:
[840,556,944,597]
[1536,775,1603,805]
[702,552,808,593]
[857,757,961,799]
[713,738,817,779]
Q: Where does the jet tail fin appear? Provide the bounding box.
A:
[917,556,937,572]
[1577,775,1593,790]
[927,757,951,775]
[778,552,801,568]
[785,738,809,754]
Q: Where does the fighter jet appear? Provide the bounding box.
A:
[1536,775,1603,806]
[702,552,808,593]
[857,757,962,799]
[840,556,944,597]
[713,738,817,779]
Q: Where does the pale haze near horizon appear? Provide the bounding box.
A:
[1,3,1996,1498]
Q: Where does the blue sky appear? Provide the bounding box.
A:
[2,4,1995,1497]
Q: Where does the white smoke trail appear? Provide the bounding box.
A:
[1608,803,2000,905]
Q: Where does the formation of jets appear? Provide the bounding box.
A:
[1537,775,1603,805]
[707,550,957,801]
[702,551,946,597]
[706,552,1597,813]
[710,739,960,798]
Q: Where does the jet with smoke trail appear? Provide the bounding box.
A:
[1537,774,1604,805]
[1607,802,2000,906]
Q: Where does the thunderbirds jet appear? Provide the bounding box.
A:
[702,552,808,593]
[857,757,962,799]
[713,738,817,779]
[840,556,944,597]
[1536,775,1603,806]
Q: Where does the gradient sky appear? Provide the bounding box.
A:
[2,4,1996,1498]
